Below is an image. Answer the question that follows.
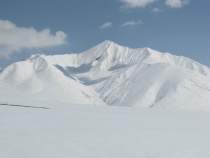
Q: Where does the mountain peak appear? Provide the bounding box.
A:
[95,40,119,50]
[101,40,112,44]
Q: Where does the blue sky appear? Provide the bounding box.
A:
[0,0,209,68]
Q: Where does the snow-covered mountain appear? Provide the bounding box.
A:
[0,40,210,110]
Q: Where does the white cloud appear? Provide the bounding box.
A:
[151,7,161,12]
[0,19,67,57]
[120,0,190,9]
[165,0,190,8]
[121,20,142,27]
[120,0,157,8]
[99,22,113,29]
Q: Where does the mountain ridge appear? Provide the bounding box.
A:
[24,40,210,78]
[0,40,210,110]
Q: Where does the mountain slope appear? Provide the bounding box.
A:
[0,55,104,105]
[0,40,210,110]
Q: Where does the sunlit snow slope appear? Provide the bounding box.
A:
[0,40,210,110]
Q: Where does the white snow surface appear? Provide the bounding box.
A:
[0,102,210,158]
[1,41,210,157]
[0,40,210,110]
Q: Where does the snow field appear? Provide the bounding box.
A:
[0,102,210,158]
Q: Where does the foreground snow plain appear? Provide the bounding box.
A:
[1,101,210,158]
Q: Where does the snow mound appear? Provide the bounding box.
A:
[0,40,210,110]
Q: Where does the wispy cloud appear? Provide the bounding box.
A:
[0,19,67,57]
[119,0,190,9]
[165,0,190,8]
[151,7,161,12]
[121,20,142,27]
[120,0,157,8]
[99,22,113,29]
